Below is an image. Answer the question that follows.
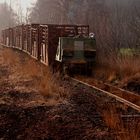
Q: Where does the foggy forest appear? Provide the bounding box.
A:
[0,0,140,139]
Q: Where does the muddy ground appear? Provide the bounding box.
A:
[0,46,114,140]
[0,46,140,140]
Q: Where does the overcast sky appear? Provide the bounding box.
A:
[0,0,36,15]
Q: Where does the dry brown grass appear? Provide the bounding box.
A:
[1,47,69,105]
[116,56,140,78]
[102,104,140,140]
[1,48,20,66]
[94,55,140,85]
[37,71,69,103]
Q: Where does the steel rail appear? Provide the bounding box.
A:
[104,82,139,97]
[71,78,140,113]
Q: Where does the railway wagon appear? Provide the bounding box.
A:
[1,24,96,75]
[1,28,12,46]
[37,24,90,66]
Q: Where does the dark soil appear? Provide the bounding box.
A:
[0,46,114,140]
[0,46,140,140]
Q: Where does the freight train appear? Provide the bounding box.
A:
[1,24,96,75]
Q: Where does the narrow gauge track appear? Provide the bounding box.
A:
[1,44,140,115]
[70,77,140,113]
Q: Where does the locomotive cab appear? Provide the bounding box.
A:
[55,36,96,75]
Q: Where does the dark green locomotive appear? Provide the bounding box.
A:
[55,37,96,75]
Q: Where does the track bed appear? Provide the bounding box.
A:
[0,46,140,139]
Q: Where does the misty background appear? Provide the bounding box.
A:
[0,0,140,62]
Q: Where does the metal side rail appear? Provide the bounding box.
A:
[71,77,140,113]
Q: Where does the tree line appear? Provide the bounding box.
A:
[29,0,140,61]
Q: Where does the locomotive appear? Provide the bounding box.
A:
[1,24,96,75]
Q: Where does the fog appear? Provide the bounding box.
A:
[0,0,140,54]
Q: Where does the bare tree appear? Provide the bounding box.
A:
[29,0,140,63]
[0,2,16,30]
